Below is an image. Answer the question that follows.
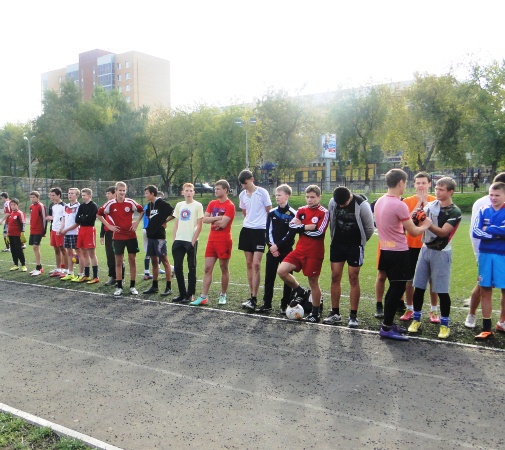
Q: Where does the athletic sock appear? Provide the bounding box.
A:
[350,310,357,318]
[483,318,492,331]
[441,316,450,327]
[84,267,90,277]
[407,305,414,311]
[153,280,159,289]
[413,311,422,321]
[166,281,172,290]
[92,266,98,278]
[144,257,150,272]
[130,280,136,288]
[117,280,123,289]
[431,305,439,313]
[332,308,340,315]
[312,306,320,317]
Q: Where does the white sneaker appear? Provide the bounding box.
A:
[464,314,476,329]
[48,269,58,275]
[31,270,42,276]
[114,287,123,297]
[130,287,139,295]
[218,293,227,305]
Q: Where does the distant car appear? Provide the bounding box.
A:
[193,182,213,193]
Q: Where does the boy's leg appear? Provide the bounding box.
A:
[262,252,278,308]
[186,241,198,297]
[201,257,217,296]
[172,241,187,297]
[219,258,230,295]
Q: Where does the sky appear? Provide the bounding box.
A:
[1,0,504,127]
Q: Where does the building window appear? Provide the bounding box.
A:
[118,86,122,93]
[117,74,121,81]
[126,96,131,103]
[126,84,130,92]
[125,72,130,80]
[125,61,130,68]
[117,62,121,70]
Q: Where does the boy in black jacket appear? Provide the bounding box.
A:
[257,184,296,313]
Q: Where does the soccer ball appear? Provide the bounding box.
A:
[411,209,427,226]
[286,303,305,320]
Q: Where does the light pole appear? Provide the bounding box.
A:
[234,117,256,170]
[23,135,34,192]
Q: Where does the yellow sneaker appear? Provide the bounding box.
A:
[71,275,84,282]
[21,266,27,272]
[9,265,19,271]
[438,325,450,339]
[60,273,75,281]
[408,320,422,333]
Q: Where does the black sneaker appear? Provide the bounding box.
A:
[143,287,159,294]
[375,304,384,319]
[180,294,192,304]
[242,298,256,311]
[172,295,185,303]
[257,304,272,313]
[161,288,172,296]
[304,313,320,323]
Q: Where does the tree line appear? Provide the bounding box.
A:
[1,59,504,191]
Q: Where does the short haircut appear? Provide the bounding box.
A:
[0,192,9,199]
[106,186,116,194]
[81,188,92,197]
[115,181,127,189]
[490,181,505,193]
[10,198,19,205]
[333,186,351,205]
[158,191,164,199]
[436,177,456,192]
[68,187,80,196]
[30,191,40,198]
[414,172,431,183]
[385,169,407,188]
[494,172,505,183]
[215,179,230,192]
[183,183,194,190]
[276,184,292,196]
[238,170,254,184]
[145,185,158,196]
[50,187,62,197]
[305,184,321,196]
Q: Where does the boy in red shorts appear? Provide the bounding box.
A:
[29,191,47,276]
[46,187,67,277]
[73,188,99,283]
[277,185,329,323]
[192,180,236,306]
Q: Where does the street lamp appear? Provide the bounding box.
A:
[234,117,257,170]
[23,135,34,192]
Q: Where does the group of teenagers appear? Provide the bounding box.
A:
[2,167,505,342]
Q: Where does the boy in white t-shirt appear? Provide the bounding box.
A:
[171,183,204,304]
[237,170,272,311]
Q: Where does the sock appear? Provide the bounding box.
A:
[130,280,136,288]
[295,285,305,297]
[84,267,90,277]
[117,280,123,289]
[376,302,383,309]
[36,264,42,270]
[144,257,150,272]
[153,280,159,289]
[431,305,439,313]
[251,296,258,303]
[407,304,414,311]
[92,266,98,278]
[483,318,492,331]
[350,310,357,318]
[382,324,390,331]
[166,281,171,290]
[440,316,450,327]
[413,311,422,321]
[332,308,340,315]
[312,306,320,316]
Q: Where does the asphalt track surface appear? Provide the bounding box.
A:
[0,281,503,450]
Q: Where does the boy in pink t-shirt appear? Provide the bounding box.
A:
[374,169,431,341]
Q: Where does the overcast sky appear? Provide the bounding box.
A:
[1,0,503,127]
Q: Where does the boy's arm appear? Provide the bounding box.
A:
[402,217,432,237]
[361,202,375,241]
[191,218,203,246]
[172,218,179,241]
[472,210,493,240]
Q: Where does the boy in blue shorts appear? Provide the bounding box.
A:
[472,181,505,340]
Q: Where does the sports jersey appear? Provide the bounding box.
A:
[29,201,46,235]
[98,198,144,240]
[63,202,80,235]
[422,200,461,251]
[286,204,329,260]
[206,199,236,241]
[472,204,505,256]
[266,204,296,253]
[403,194,436,248]
[145,198,174,239]
[374,194,410,252]
[3,200,11,215]
[470,195,491,258]
[7,210,25,236]
[75,201,98,227]
[49,202,65,232]
[173,200,204,242]
[239,187,272,229]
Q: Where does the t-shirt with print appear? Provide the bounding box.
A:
[173,200,204,242]
[422,201,461,251]
[331,197,361,245]
[98,198,144,240]
[374,194,410,252]
[206,199,235,242]
[63,202,80,236]
[239,187,272,230]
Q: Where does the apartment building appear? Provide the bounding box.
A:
[41,49,171,110]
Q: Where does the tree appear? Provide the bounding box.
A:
[256,89,318,183]
[461,60,505,179]
[328,84,392,186]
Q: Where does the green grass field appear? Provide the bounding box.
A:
[2,192,504,349]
